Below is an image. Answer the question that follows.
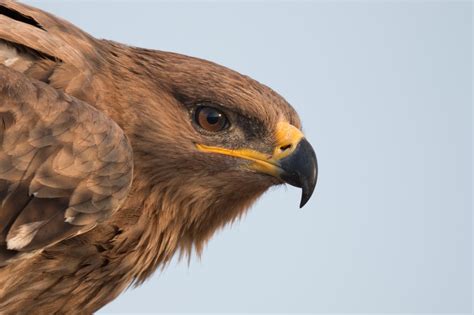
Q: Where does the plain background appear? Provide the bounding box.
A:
[23,1,472,314]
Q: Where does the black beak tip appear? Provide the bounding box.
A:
[299,175,317,208]
[279,138,318,209]
[299,158,317,208]
[299,189,312,208]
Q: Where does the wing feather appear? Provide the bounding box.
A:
[0,65,133,264]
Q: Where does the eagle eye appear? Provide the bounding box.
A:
[194,106,229,132]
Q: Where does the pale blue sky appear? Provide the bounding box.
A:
[25,1,472,313]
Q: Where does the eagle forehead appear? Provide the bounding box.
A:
[139,49,299,126]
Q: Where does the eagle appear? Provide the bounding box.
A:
[0,1,317,313]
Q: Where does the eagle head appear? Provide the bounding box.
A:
[116,47,318,250]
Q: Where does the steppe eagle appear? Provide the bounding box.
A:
[0,1,317,313]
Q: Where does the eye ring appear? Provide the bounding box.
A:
[194,106,229,132]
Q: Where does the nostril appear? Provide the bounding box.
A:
[280,144,292,151]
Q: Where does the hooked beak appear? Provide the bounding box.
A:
[196,122,318,208]
[278,138,318,207]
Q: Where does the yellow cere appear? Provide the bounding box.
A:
[272,121,304,160]
[196,121,305,177]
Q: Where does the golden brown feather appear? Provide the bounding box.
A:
[0,1,317,314]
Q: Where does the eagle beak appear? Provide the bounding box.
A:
[278,137,317,208]
[196,122,318,208]
[270,122,318,208]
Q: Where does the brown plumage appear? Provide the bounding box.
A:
[0,1,317,314]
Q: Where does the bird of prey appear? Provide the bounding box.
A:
[0,1,317,313]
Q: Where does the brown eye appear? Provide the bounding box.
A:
[195,106,229,132]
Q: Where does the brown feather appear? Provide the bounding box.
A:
[0,1,303,314]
